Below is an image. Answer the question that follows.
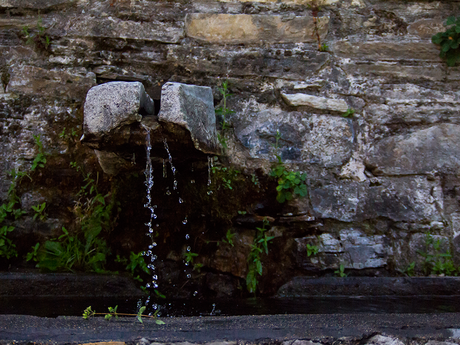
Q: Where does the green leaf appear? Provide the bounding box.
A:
[446,16,456,26]
[156,319,166,325]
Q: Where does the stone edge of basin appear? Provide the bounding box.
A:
[276,276,460,297]
[0,272,144,297]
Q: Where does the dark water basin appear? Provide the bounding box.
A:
[2,295,460,318]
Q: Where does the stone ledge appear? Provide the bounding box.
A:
[334,41,442,61]
[185,13,328,44]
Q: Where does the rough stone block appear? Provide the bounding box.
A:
[158,82,218,154]
[167,46,330,79]
[0,0,71,9]
[310,177,443,223]
[281,92,348,112]
[408,18,445,39]
[66,16,183,44]
[185,13,328,44]
[334,41,442,61]
[340,62,446,82]
[367,124,460,175]
[218,0,338,4]
[234,109,353,167]
[7,66,96,101]
[367,335,404,345]
[83,81,154,137]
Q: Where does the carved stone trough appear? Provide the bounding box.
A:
[82,81,219,175]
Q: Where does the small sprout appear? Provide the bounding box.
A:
[137,306,146,324]
[306,244,319,257]
[342,108,355,118]
[334,263,348,278]
[319,43,329,52]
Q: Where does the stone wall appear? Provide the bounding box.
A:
[2,0,460,295]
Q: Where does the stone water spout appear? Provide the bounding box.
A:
[82,81,219,174]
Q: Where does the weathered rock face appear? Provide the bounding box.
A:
[2,0,460,298]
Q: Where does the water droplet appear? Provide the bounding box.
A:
[182,218,188,225]
[153,214,158,219]
[146,283,151,288]
[147,250,152,255]
[149,245,154,249]
[166,189,171,196]
[156,224,160,227]
[185,234,190,240]
[207,191,213,195]
[184,261,190,266]
[152,275,158,280]
[152,242,157,247]
[190,179,195,184]
[193,291,198,296]
[153,283,159,288]
[186,274,191,278]
[186,246,191,252]
[152,255,157,261]
[179,197,183,204]
[149,229,154,233]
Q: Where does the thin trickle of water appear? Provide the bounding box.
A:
[141,125,159,299]
[163,139,178,190]
[207,156,213,186]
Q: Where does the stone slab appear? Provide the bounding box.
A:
[334,41,442,61]
[310,177,442,223]
[185,14,328,44]
[66,16,184,44]
[235,109,353,167]
[366,124,460,175]
[217,0,339,4]
[0,0,72,9]
[167,46,330,79]
[281,92,349,112]
[276,276,460,297]
[8,66,96,101]
[83,81,153,137]
[158,82,218,154]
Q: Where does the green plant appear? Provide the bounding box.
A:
[270,131,308,203]
[211,164,241,191]
[432,16,460,66]
[270,166,307,203]
[404,262,416,277]
[215,80,235,150]
[342,108,355,118]
[246,218,274,294]
[35,170,118,272]
[0,169,29,259]
[417,232,457,276]
[222,229,235,247]
[306,243,319,257]
[319,43,328,52]
[32,202,47,221]
[26,243,40,262]
[83,305,165,325]
[184,251,198,264]
[22,18,51,52]
[334,263,347,277]
[31,134,47,172]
